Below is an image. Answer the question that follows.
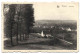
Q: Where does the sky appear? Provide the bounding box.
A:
[33,2,78,20]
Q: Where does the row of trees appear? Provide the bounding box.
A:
[4,4,34,46]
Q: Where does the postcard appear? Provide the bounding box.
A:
[2,2,79,52]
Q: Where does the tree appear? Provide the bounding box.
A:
[4,4,34,46]
[20,4,34,39]
[4,4,16,46]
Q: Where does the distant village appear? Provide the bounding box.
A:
[30,22,77,38]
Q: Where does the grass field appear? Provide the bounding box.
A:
[4,31,77,50]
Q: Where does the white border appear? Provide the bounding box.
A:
[0,0,80,54]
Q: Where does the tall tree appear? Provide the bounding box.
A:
[9,4,16,46]
[4,4,16,46]
[4,4,34,46]
[20,4,34,39]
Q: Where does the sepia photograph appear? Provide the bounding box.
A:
[2,2,79,52]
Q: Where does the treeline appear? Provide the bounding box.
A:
[4,4,34,46]
[35,20,77,30]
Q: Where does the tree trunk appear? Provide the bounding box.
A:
[16,17,19,45]
[24,34,25,40]
[10,23,13,46]
[23,34,24,40]
[19,23,21,41]
[20,34,21,41]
